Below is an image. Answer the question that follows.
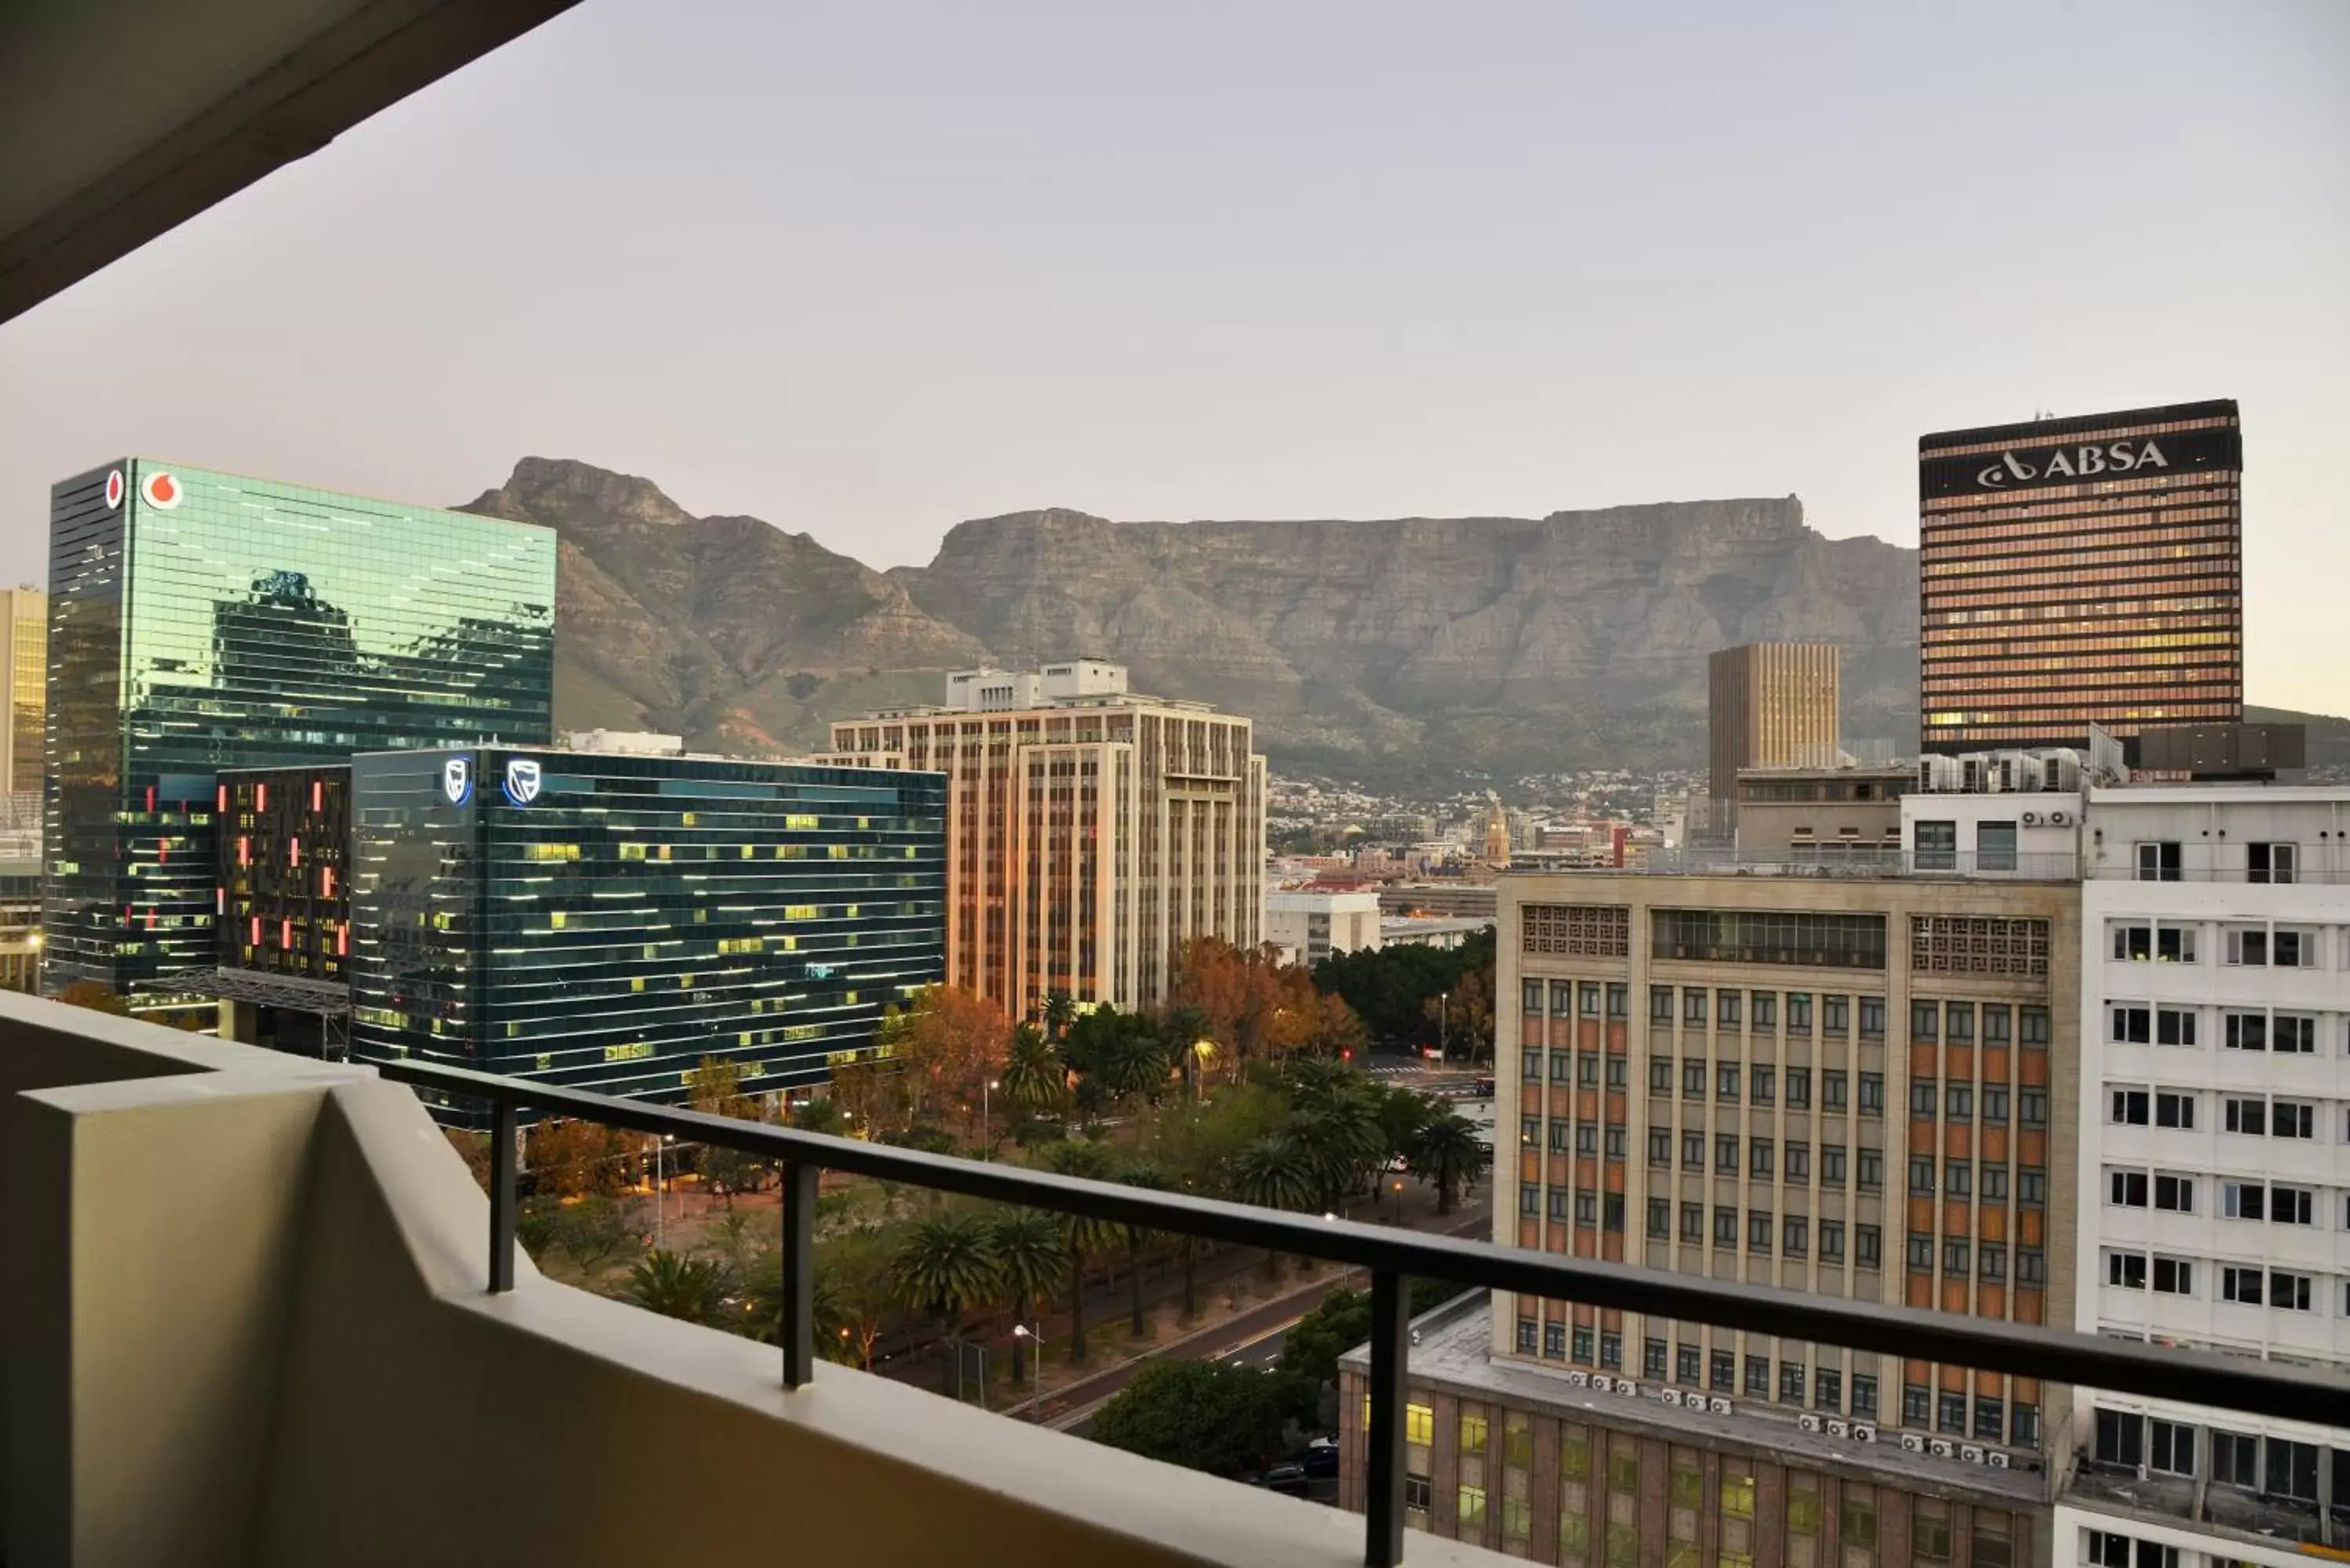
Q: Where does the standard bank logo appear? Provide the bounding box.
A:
[442,757,473,806]
[503,758,543,807]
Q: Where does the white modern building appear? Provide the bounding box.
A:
[2060,786,2350,1568]
[1264,889,1381,966]
[1900,750,2095,878]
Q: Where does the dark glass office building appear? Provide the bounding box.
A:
[1918,400,2241,753]
[44,460,555,994]
[348,747,946,1107]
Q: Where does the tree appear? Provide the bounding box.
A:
[890,1211,1000,1396]
[1275,1285,1373,1425]
[828,1055,913,1140]
[990,1207,1067,1383]
[1096,1025,1172,1109]
[1090,1360,1288,1477]
[883,986,1013,1145]
[625,1248,731,1325]
[57,981,131,1016]
[1230,1136,1314,1280]
[790,1097,848,1136]
[1115,1160,1171,1338]
[750,1222,897,1367]
[686,1055,769,1205]
[1284,1059,1387,1214]
[1408,1111,1491,1214]
[1039,1140,1121,1363]
[553,1195,641,1273]
[1040,989,1078,1042]
[1167,937,1318,1076]
[443,1127,495,1194]
[997,1024,1068,1121]
[1311,924,1495,1050]
[529,1117,634,1199]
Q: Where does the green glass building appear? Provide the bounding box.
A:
[45,459,555,995]
[349,746,946,1107]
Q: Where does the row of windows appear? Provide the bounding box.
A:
[2108,1003,2350,1053]
[2100,1251,2350,1313]
[1901,1234,2048,1284]
[2090,1411,2342,1504]
[2108,915,2327,964]
[2108,1086,2341,1140]
[2104,1167,2350,1226]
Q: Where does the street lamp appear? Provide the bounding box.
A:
[1011,1323,1043,1418]
[1440,989,1450,1060]
[655,1133,677,1249]
[982,1078,1000,1160]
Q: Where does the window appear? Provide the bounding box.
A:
[1752,1065,1775,1104]
[2273,1013,2317,1053]
[1815,1367,1842,1410]
[1647,1198,1671,1239]
[2020,1087,2048,1128]
[1523,1049,1543,1082]
[2020,1006,2050,1046]
[2274,927,2315,967]
[2223,1181,2265,1220]
[1938,1392,1967,1434]
[1552,983,1576,1017]
[2221,1266,2264,1305]
[1547,1189,1570,1221]
[1784,1142,1810,1181]
[1682,1132,1704,1169]
[1915,819,1957,869]
[1651,986,1674,1023]
[2273,1099,2315,1139]
[2106,1251,2147,1289]
[1716,1134,1738,1173]
[1751,992,1776,1028]
[2020,1167,2046,1205]
[1517,1317,1538,1352]
[1856,1224,1881,1268]
[1457,1484,1486,1530]
[2154,1091,2194,1129]
[1649,1128,1672,1167]
[2111,922,2152,961]
[1745,1356,1770,1396]
[1820,1219,1845,1260]
[1823,1070,1848,1111]
[1717,1063,1741,1102]
[2110,1169,2147,1207]
[1520,1187,1539,1216]
[1824,995,1849,1035]
[1576,1124,1597,1156]
[1911,1000,1940,1042]
[1650,1057,1674,1093]
[1946,1161,1971,1198]
[1579,1052,1601,1087]
[1521,1117,1541,1149]
[2111,1005,2150,1044]
[1983,1165,2008,1201]
[2149,1419,2196,1476]
[1983,1085,2009,1123]
[1718,991,1741,1028]
[1749,1210,1773,1252]
[2156,1007,2196,1046]
[2158,923,2196,963]
[1943,1237,1970,1275]
[1523,981,1545,1013]
[2265,1438,2319,1501]
[1784,1216,1808,1255]
[1946,1083,1972,1122]
[1785,1067,1811,1107]
[1574,1193,1596,1227]
[2269,1184,2315,1225]
[1911,1157,1937,1195]
[1902,1384,1931,1425]
[1683,1059,1706,1098]
[1573,1326,1593,1363]
[1906,1233,1933,1271]
[2111,1088,2149,1125]
[2135,840,2182,881]
[1821,1144,1846,1185]
[2225,927,2269,967]
[1779,1360,1806,1401]
[2211,1431,2258,1487]
[2153,1173,2193,1212]
[1857,1071,1884,1115]
[1713,1206,1737,1245]
[1910,1082,1938,1118]
[1788,993,1813,1031]
[1676,1202,1700,1242]
[2248,841,2297,884]
[1979,1242,2005,1281]
[1502,1497,1531,1541]
[2269,1270,2314,1311]
[1684,988,1708,1024]
[1644,1338,1668,1379]
[1853,1375,1878,1418]
[1599,1331,1619,1370]
[1607,1056,1628,1090]
[2153,1256,2193,1295]
[1607,984,1628,1020]
[1581,983,1603,1019]
[2224,1011,2267,1051]
[1545,1321,1567,1358]
[1856,1149,1882,1190]
[1549,1122,1571,1152]
[2222,1097,2265,1134]
[1750,1141,1773,1179]
[2019,1248,2044,1284]
[1405,1474,1431,1512]
[1676,1343,1701,1384]
[1858,996,1885,1036]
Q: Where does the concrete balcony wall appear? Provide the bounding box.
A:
[0,993,1500,1568]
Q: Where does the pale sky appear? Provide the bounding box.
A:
[3,2,2345,709]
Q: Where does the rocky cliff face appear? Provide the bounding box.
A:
[461,459,1919,778]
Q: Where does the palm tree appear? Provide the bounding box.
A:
[1408,1112,1491,1215]
[1161,1004,1212,1097]
[1099,1024,1170,1108]
[989,1207,1066,1383]
[1115,1159,1172,1337]
[1231,1135,1315,1280]
[1286,1060,1386,1214]
[1040,1140,1121,1363]
[625,1248,732,1326]
[891,1211,1002,1396]
[1042,990,1078,1042]
[999,1024,1068,1122]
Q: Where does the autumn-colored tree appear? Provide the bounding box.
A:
[443,1127,496,1194]
[56,980,132,1016]
[830,1054,915,1140]
[883,985,1012,1142]
[529,1117,634,1199]
[1167,938,1320,1078]
[685,1055,770,1205]
[1423,965,1496,1064]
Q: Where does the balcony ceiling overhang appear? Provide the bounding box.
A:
[0,0,580,325]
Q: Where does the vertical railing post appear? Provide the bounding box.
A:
[1365,1269,1409,1568]
[489,1099,519,1294]
[780,1158,818,1388]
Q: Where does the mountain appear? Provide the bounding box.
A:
[462,459,1922,778]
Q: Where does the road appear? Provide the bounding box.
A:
[1050,1207,1490,1438]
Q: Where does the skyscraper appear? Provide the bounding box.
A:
[0,586,45,812]
[1708,642,1841,833]
[44,459,555,995]
[1918,400,2242,754]
[826,659,1265,1021]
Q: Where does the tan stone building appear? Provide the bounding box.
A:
[1340,865,2081,1564]
[1709,644,1842,836]
[1,585,45,812]
[825,660,1264,1021]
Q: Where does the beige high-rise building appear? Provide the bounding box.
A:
[1708,643,1841,834]
[826,659,1265,1021]
[0,587,46,818]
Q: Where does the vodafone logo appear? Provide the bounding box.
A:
[139,471,184,510]
[103,470,125,509]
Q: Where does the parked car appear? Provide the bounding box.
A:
[1301,1437,1340,1479]
[1258,1461,1311,1497]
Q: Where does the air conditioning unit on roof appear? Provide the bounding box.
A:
[1799,1414,1822,1433]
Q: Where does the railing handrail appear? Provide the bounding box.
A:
[380,1055,2350,1566]
[1634,849,2081,880]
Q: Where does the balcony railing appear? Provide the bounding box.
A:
[379,1057,2348,1568]
[1636,848,2080,879]
[2083,862,2350,883]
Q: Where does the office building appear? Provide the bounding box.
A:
[0,585,45,814]
[43,459,555,995]
[348,746,945,1107]
[2062,786,2350,1568]
[1708,644,1842,836]
[1733,765,1911,861]
[1267,888,1382,966]
[826,660,1264,1021]
[1919,401,2242,753]
[211,764,355,1055]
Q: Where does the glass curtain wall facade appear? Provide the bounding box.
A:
[43,460,555,994]
[1918,401,2242,753]
[348,747,946,1109]
[1,585,47,804]
[217,765,352,983]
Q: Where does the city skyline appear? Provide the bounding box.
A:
[2,3,2345,714]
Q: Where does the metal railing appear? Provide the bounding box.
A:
[381,1057,2348,1568]
[2083,862,2350,884]
[1639,849,2080,879]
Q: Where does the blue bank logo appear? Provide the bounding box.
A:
[441,757,473,806]
[502,758,543,807]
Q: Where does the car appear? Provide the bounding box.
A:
[1300,1438,1340,1479]
[1258,1461,1311,1497]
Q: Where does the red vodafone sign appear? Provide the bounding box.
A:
[139,470,183,509]
[103,469,125,508]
